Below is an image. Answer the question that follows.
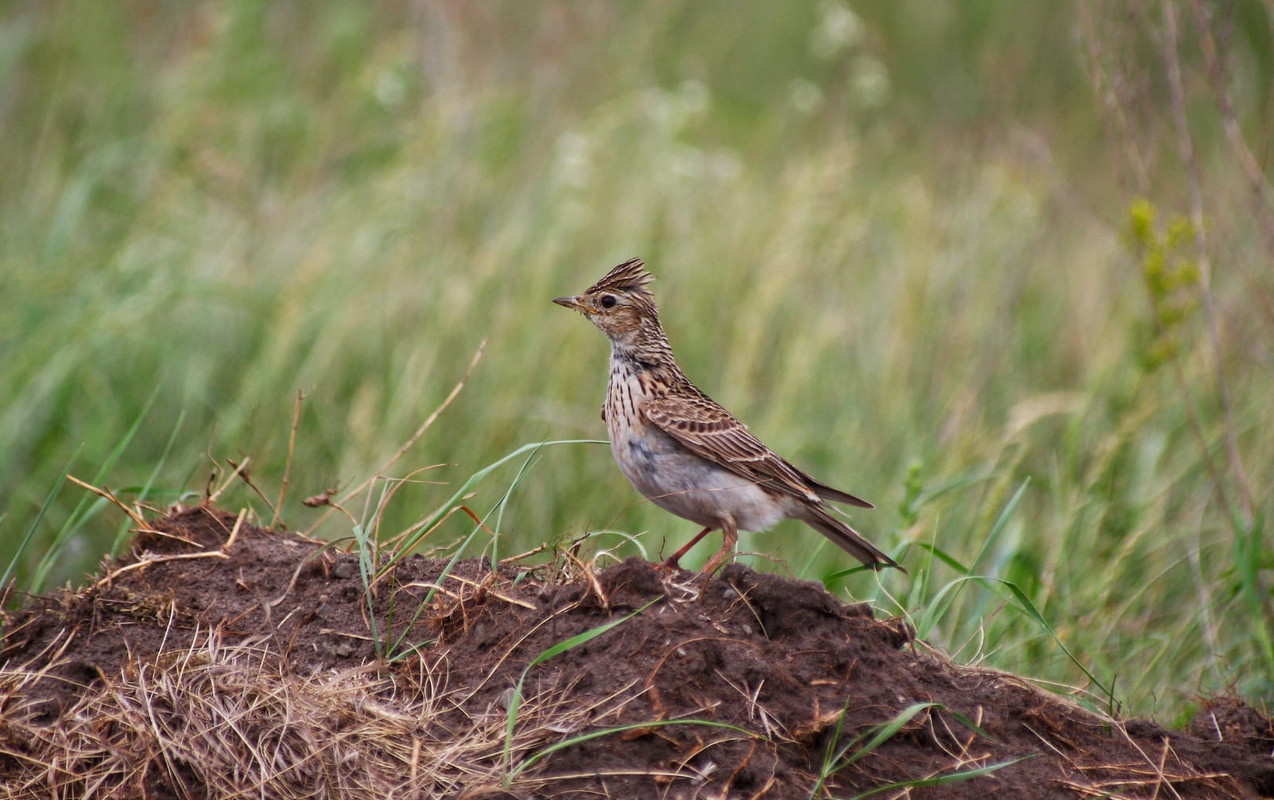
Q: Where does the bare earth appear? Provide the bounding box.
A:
[1,505,1271,798]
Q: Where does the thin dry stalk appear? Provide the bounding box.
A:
[1189,0,1274,258]
[301,338,486,539]
[1077,0,1151,191]
[222,507,247,551]
[66,475,153,532]
[561,547,609,614]
[273,390,305,530]
[207,456,251,505]
[92,551,230,591]
[1113,721,1185,800]
[1160,0,1255,524]
[226,457,278,519]
[355,340,485,500]
[425,573,537,610]
[457,602,584,706]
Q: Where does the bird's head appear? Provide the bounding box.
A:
[554,257,660,344]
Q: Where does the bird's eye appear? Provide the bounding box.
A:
[600,295,617,309]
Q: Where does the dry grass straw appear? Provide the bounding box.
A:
[0,627,635,799]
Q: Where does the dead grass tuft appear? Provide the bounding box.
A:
[0,630,635,799]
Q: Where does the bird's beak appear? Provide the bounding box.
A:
[553,295,595,314]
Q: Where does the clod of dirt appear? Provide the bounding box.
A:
[1,505,1270,799]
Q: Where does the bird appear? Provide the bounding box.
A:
[554,257,901,575]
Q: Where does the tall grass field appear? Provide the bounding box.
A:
[3,2,1271,720]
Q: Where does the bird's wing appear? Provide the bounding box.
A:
[641,390,824,504]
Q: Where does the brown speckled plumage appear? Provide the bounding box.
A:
[554,258,900,573]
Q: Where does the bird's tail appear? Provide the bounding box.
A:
[799,504,903,572]
[804,475,874,509]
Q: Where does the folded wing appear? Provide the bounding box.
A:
[642,389,871,509]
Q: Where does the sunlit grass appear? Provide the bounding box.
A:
[2,1,1270,718]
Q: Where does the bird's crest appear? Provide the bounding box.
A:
[586,257,654,296]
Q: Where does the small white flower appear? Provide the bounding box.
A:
[852,56,890,107]
[810,0,864,59]
[708,151,742,181]
[555,131,593,188]
[374,71,406,107]
[678,79,711,116]
[788,78,825,115]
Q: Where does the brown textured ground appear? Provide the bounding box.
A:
[1,505,1272,798]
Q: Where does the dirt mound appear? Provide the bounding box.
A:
[1,505,1271,798]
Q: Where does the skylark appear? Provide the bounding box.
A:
[554,258,901,574]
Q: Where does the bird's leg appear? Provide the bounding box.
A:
[665,526,714,569]
[700,518,738,576]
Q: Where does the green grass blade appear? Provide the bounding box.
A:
[836,702,938,768]
[2,448,80,595]
[815,700,1007,798]
[995,578,1115,706]
[379,439,606,578]
[511,718,753,779]
[914,576,980,640]
[909,481,1029,638]
[971,478,1029,574]
[29,384,161,592]
[913,542,974,575]
[1233,513,1274,678]
[487,442,547,568]
[110,409,187,555]
[502,598,659,785]
[844,756,1032,799]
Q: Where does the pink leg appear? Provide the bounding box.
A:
[700,519,739,576]
[665,526,714,569]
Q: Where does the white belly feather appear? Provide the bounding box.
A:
[605,359,788,533]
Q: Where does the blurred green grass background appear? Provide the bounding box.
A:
[3,1,1272,719]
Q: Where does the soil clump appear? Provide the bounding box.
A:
[1,505,1270,798]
